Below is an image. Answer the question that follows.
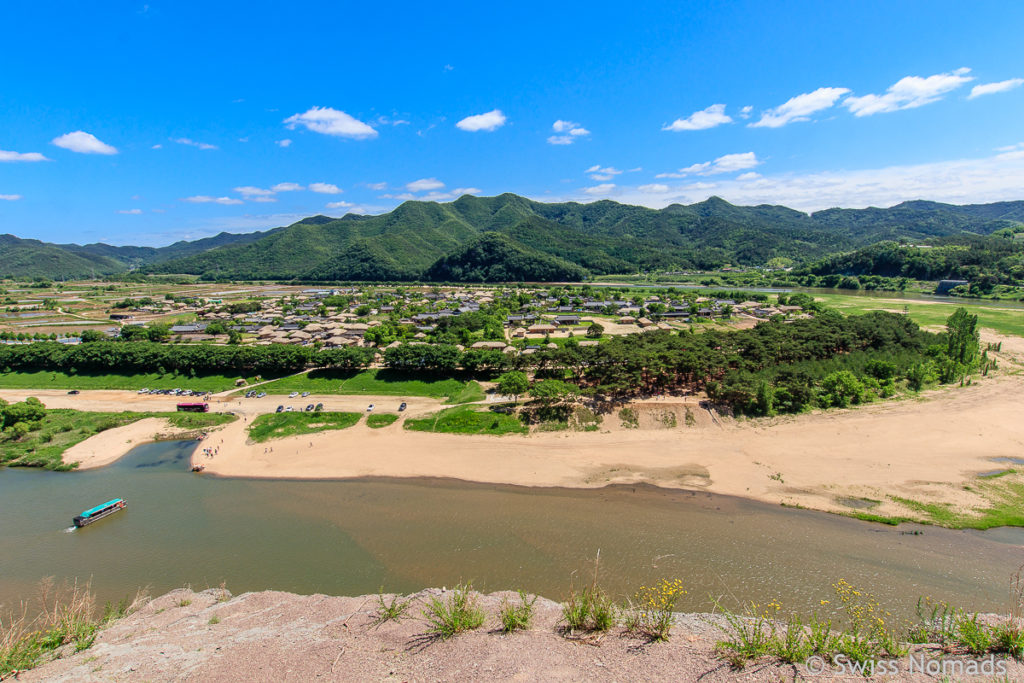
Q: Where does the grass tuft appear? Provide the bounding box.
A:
[421,582,485,640]
[499,591,536,633]
[373,589,412,626]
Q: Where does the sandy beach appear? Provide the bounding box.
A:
[62,417,180,470]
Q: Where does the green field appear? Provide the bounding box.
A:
[250,369,485,403]
[247,411,362,442]
[0,370,257,393]
[1,409,235,470]
[366,413,399,428]
[404,404,527,435]
[810,293,1024,337]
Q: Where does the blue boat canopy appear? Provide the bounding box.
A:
[80,499,124,518]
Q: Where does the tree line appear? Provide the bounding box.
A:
[0,309,979,418]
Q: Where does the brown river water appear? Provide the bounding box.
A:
[1,440,1022,620]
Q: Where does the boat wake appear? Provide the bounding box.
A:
[63,527,77,533]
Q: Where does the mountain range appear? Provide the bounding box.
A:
[3,194,1023,281]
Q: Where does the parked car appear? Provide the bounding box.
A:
[301,391,310,397]
[305,404,315,412]
[67,390,80,395]
[276,405,284,413]
[288,392,299,398]
[366,404,375,412]
[398,402,407,412]
[314,403,324,412]
[257,392,266,398]
[285,406,293,412]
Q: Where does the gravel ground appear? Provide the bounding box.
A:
[15,588,1023,682]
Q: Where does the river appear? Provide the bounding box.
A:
[1,440,1021,620]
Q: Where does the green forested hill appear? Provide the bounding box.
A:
[0,234,127,279]
[4,195,1024,281]
[423,232,587,282]
[802,233,1024,290]
[147,194,1022,280]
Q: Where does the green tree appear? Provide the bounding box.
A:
[496,371,529,404]
[945,307,979,367]
[586,323,604,338]
[820,370,864,408]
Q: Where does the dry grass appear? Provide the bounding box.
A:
[1,578,148,677]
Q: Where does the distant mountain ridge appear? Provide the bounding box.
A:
[2,194,1023,281]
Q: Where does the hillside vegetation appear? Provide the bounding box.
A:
[4,195,1023,281]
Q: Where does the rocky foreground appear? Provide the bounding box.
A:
[16,588,1023,682]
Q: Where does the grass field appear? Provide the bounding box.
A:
[250,369,485,403]
[366,413,399,428]
[404,405,527,436]
[247,411,362,442]
[1,409,235,470]
[811,293,1024,337]
[0,370,257,393]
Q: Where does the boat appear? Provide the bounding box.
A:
[72,498,127,527]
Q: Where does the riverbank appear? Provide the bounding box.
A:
[16,587,1024,682]
[4,332,1023,526]
[189,370,1024,526]
[64,418,197,470]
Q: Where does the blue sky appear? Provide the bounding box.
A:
[2,0,1024,246]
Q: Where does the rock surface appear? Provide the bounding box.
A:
[17,588,1023,682]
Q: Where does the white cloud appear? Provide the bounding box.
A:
[235,186,275,198]
[0,149,49,162]
[276,139,292,147]
[601,149,1024,213]
[421,187,481,201]
[326,200,354,209]
[233,186,279,203]
[657,152,761,178]
[749,87,850,128]
[736,172,762,181]
[51,131,117,155]
[662,104,732,131]
[309,182,342,194]
[174,137,218,150]
[151,144,162,149]
[0,194,22,201]
[406,177,444,192]
[739,105,753,119]
[365,182,387,191]
[181,195,244,205]
[455,109,506,132]
[548,119,591,145]
[844,68,973,116]
[585,165,623,181]
[118,209,143,215]
[638,184,670,193]
[969,78,1024,99]
[271,182,303,192]
[284,106,378,139]
[583,183,616,196]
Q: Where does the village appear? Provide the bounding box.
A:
[0,280,813,353]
